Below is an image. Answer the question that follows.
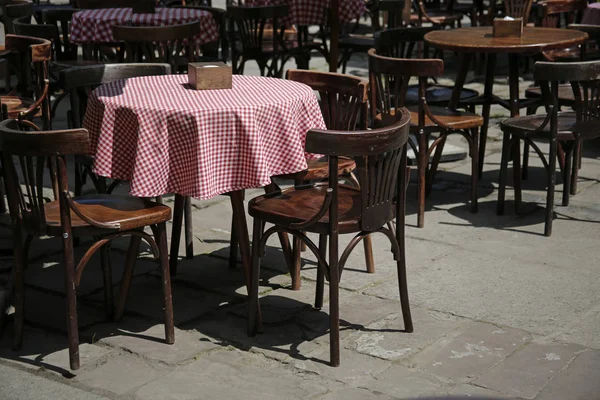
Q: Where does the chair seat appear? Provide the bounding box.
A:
[52,59,105,70]
[500,112,600,141]
[0,96,39,119]
[277,157,356,181]
[375,106,483,130]
[248,185,367,234]
[525,84,576,105]
[44,194,171,234]
[339,34,374,51]
[410,11,462,24]
[543,47,580,62]
[405,84,479,106]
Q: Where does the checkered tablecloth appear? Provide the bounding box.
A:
[70,8,219,46]
[83,74,326,199]
[245,0,366,26]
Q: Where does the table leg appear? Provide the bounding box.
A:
[508,54,521,118]
[478,53,497,179]
[449,53,473,110]
[229,190,251,292]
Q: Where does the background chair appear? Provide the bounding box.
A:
[369,48,482,228]
[1,1,33,35]
[247,114,413,367]
[1,119,174,370]
[497,61,600,236]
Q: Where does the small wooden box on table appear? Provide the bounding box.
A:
[493,17,523,38]
[188,62,232,90]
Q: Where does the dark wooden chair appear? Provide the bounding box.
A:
[498,61,600,236]
[1,34,51,130]
[338,0,408,73]
[227,5,288,77]
[112,22,201,72]
[1,119,174,370]
[1,2,33,35]
[169,5,227,62]
[375,26,479,106]
[369,48,482,228]
[247,113,413,367]
[410,0,463,28]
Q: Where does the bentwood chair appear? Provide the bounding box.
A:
[1,2,33,35]
[247,113,413,367]
[1,34,51,130]
[169,5,227,62]
[498,61,600,236]
[1,119,174,370]
[369,49,482,228]
[227,5,289,77]
[112,22,201,72]
[410,0,463,28]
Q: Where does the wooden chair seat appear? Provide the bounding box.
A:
[501,112,600,141]
[44,194,172,234]
[249,185,365,235]
[375,106,484,130]
[525,84,576,105]
[410,11,462,25]
[52,59,105,70]
[278,157,356,181]
[0,96,40,119]
[339,34,374,51]
[405,85,479,106]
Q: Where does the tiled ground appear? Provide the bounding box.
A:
[1,2,600,399]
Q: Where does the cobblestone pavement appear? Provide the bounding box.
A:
[1,4,600,399]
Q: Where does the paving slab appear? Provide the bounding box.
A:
[134,349,334,400]
[411,321,532,383]
[317,387,398,400]
[474,340,585,399]
[535,349,600,400]
[553,305,600,350]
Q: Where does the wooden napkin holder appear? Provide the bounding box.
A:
[132,0,156,14]
[493,17,523,38]
[188,62,232,90]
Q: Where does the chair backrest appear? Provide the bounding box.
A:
[375,26,438,58]
[535,61,600,135]
[171,5,226,61]
[112,22,200,69]
[76,0,136,8]
[58,63,172,129]
[305,110,411,231]
[286,69,368,131]
[227,5,288,54]
[42,8,80,61]
[2,2,34,35]
[4,34,52,128]
[368,48,443,125]
[504,0,534,21]
[0,118,90,235]
[535,0,586,28]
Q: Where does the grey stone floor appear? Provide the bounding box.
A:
[1,6,600,400]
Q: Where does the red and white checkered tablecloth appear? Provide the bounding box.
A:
[245,0,366,26]
[83,74,326,199]
[70,8,219,46]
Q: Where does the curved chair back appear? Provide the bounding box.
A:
[2,2,33,35]
[170,5,226,61]
[375,26,438,58]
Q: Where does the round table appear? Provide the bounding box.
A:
[245,0,366,26]
[83,74,326,284]
[69,7,219,46]
[425,27,588,175]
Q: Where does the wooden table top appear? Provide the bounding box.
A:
[425,27,588,54]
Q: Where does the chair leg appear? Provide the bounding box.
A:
[562,143,573,207]
[545,136,558,237]
[396,240,413,333]
[248,217,263,336]
[155,222,175,345]
[497,131,511,215]
[427,134,446,197]
[522,140,530,181]
[100,244,114,321]
[114,234,141,322]
[62,230,80,370]
[315,234,326,310]
[470,128,479,213]
[571,139,580,196]
[363,235,375,274]
[169,194,185,277]
[328,233,340,367]
[291,236,302,290]
[184,196,193,259]
[12,224,24,351]
[229,218,238,269]
[511,138,522,214]
[417,131,427,228]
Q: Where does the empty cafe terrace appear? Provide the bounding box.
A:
[0,0,598,399]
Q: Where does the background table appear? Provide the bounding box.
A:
[83,74,326,283]
[70,7,219,45]
[245,0,366,26]
[425,27,588,176]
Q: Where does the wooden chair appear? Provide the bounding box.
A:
[227,5,288,77]
[486,0,534,25]
[1,2,33,35]
[1,34,51,130]
[169,5,228,62]
[410,0,463,28]
[369,48,482,228]
[497,61,600,236]
[375,26,479,106]
[247,113,413,367]
[112,22,201,72]
[1,119,174,370]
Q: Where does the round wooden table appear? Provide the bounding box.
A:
[425,27,588,175]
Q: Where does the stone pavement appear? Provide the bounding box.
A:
[1,5,600,399]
